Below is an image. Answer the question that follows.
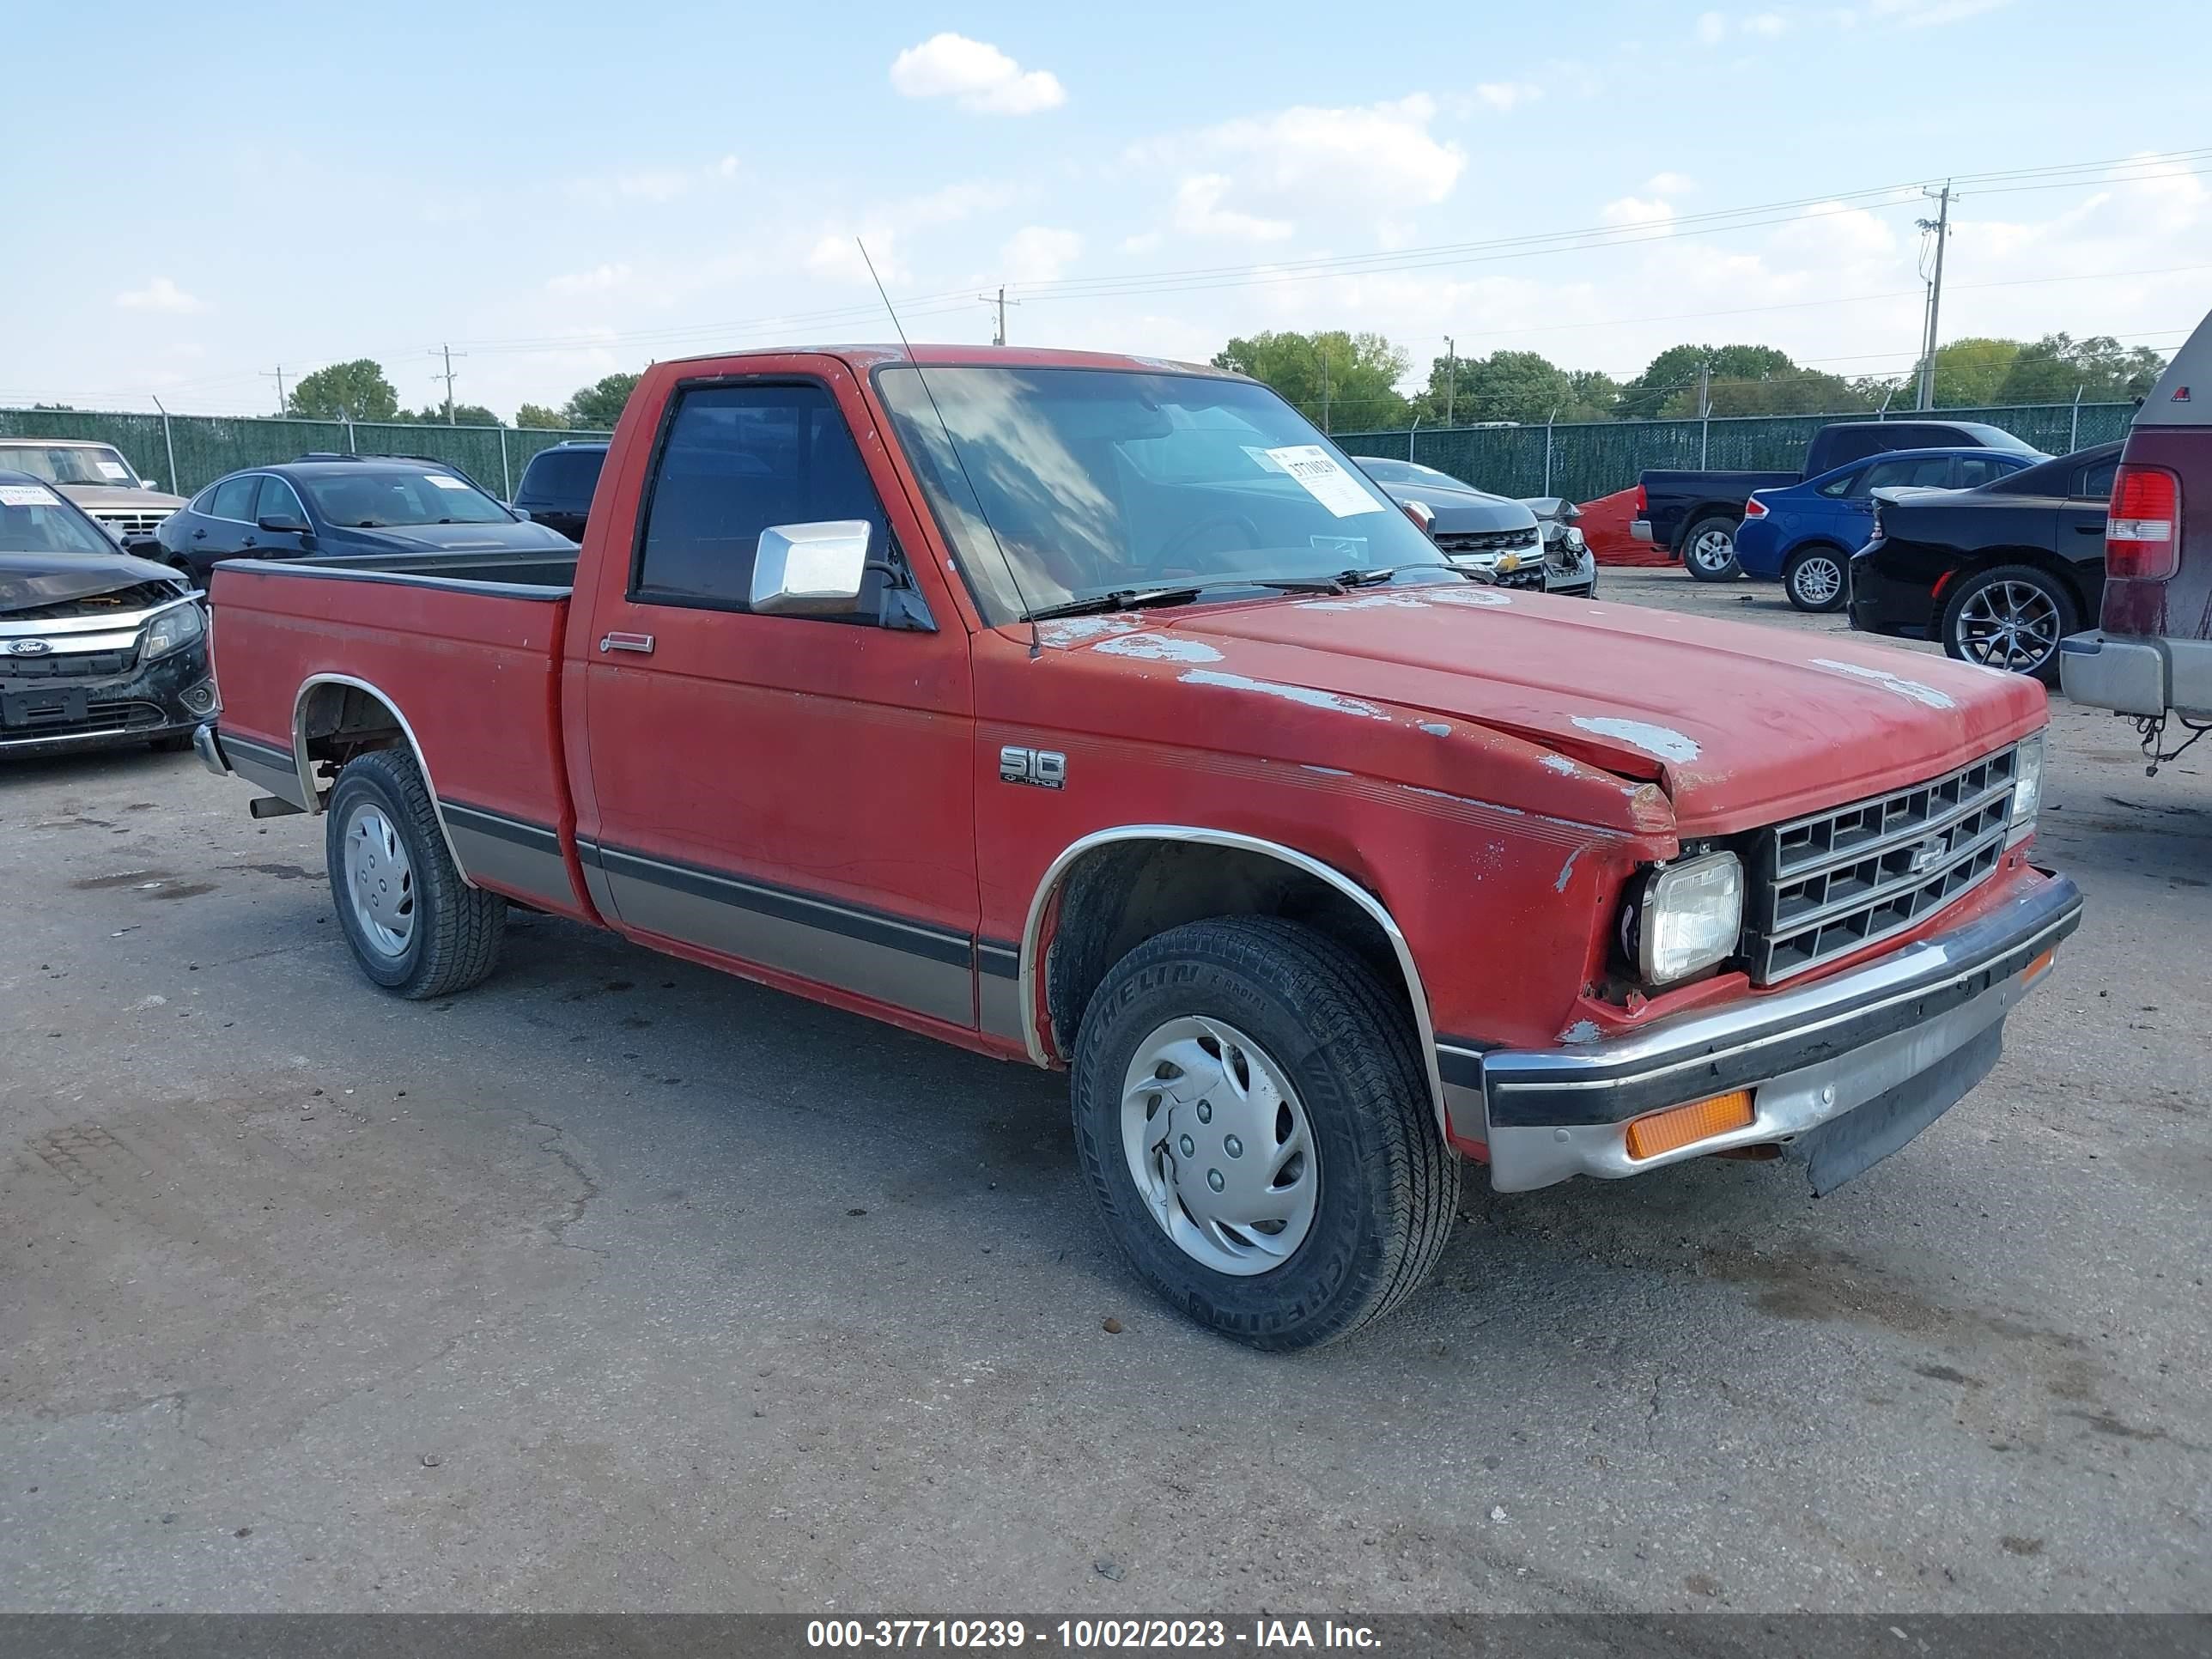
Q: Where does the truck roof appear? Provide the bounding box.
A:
[654,343,1237,379]
[2138,310,2210,428]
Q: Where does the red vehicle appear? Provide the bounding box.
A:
[2060,308,2212,765]
[195,346,2081,1349]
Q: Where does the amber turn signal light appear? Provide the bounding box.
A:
[2023,948,2056,982]
[1625,1090,1756,1161]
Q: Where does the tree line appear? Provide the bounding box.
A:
[276,360,641,431]
[1210,330,2169,430]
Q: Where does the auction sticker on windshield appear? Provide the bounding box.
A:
[96,460,130,478]
[425,474,472,490]
[1265,446,1385,518]
[0,484,62,507]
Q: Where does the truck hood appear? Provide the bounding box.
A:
[56,483,189,512]
[1148,585,2046,833]
[0,550,190,615]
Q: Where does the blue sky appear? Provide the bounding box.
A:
[10,0,2209,420]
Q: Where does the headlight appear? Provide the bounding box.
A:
[2008,732,2045,845]
[142,602,206,660]
[1627,852,1744,985]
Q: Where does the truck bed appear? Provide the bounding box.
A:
[206,549,590,920]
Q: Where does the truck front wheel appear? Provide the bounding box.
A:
[325,748,506,999]
[1070,916,1455,1350]
[1682,514,1742,580]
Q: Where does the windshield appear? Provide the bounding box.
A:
[875,366,1450,622]
[1353,457,1465,489]
[296,469,511,528]
[0,444,140,488]
[0,483,119,554]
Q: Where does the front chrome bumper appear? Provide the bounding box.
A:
[1444,869,2082,1193]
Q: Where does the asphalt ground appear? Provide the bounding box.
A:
[2,563,2206,1614]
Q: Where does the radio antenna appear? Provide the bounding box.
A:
[856,239,1042,659]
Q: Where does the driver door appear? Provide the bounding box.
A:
[573,367,983,1034]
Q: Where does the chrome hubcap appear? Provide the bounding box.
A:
[1957,580,2060,672]
[343,802,416,957]
[1794,556,1843,605]
[1691,530,1735,571]
[1120,1017,1317,1275]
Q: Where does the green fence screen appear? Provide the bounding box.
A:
[0,409,615,499]
[1330,402,2137,502]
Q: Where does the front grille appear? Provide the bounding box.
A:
[1745,745,2020,984]
[90,509,173,538]
[0,698,165,742]
[2,650,134,679]
[1434,526,1540,556]
[3,581,178,621]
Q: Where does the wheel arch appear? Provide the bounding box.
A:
[292,673,475,886]
[1935,547,2093,630]
[1018,826,1448,1137]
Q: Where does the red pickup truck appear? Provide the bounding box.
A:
[195,345,2081,1349]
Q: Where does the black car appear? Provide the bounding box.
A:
[0,471,215,757]
[1350,457,1552,586]
[156,454,578,588]
[511,440,608,542]
[1847,440,2122,684]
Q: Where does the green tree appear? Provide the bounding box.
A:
[1415,350,1620,425]
[1615,343,1873,419]
[562,372,642,430]
[1212,331,1411,430]
[391,403,502,427]
[1996,333,2168,405]
[515,403,569,429]
[1928,337,2020,407]
[287,359,399,422]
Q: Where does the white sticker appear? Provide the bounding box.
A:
[426,473,471,490]
[0,483,60,507]
[96,460,130,478]
[1264,445,1385,518]
[1240,446,1288,474]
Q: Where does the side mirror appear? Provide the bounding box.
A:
[257,513,312,536]
[750,520,872,615]
[1401,498,1437,538]
[144,479,163,492]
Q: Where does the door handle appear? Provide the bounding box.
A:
[2076,522,2106,534]
[599,632,655,654]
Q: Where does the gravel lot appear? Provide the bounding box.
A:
[2,565,2207,1614]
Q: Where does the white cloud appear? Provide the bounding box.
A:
[1745,10,1789,34]
[568,157,740,208]
[546,262,635,296]
[890,33,1066,115]
[1601,196,1676,227]
[1470,81,1541,112]
[1173,175,1293,243]
[1120,230,1164,255]
[115,276,204,314]
[1001,226,1083,284]
[1696,11,1728,42]
[1865,0,2013,23]
[805,232,904,287]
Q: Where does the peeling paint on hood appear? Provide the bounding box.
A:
[1179,668,1392,721]
[1094,632,1223,663]
[1569,716,1701,764]
[1808,658,1956,710]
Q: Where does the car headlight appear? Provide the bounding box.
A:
[142,601,206,660]
[2008,732,2045,845]
[1626,852,1744,985]
[1562,527,1588,554]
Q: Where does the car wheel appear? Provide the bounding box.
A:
[1940,564,2077,684]
[1682,515,1741,581]
[1784,546,1849,613]
[325,747,507,999]
[1070,915,1455,1351]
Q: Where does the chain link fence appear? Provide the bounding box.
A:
[1333,401,2137,502]
[0,408,615,499]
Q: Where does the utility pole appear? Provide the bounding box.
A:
[1697,360,1712,468]
[977,287,1020,346]
[1321,347,1331,434]
[430,344,468,423]
[261,365,287,416]
[1914,181,1953,411]
[1443,336,1456,427]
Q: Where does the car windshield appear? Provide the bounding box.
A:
[876,366,1451,622]
[0,444,139,487]
[1353,457,1465,489]
[0,483,118,554]
[296,469,511,527]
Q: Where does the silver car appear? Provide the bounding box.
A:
[0,439,186,553]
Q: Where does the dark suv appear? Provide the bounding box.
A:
[510,441,607,543]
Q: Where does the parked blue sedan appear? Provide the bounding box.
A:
[1736,446,2045,611]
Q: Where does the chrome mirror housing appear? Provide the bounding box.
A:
[750,520,872,615]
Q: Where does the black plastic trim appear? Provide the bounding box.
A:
[441,799,562,853]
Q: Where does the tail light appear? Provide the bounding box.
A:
[1743,495,1768,519]
[1634,483,1648,514]
[2107,464,2180,579]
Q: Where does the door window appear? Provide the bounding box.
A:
[633,382,890,617]
[1955,455,2010,488]
[209,475,261,521]
[2075,459,2118,500]
[255,476,308,523]
[1816,470,1863,498]
[1857,456,1955,495]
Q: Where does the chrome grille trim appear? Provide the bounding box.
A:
[1747,745,2020,985]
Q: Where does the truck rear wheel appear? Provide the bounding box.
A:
[1683,514,1742,580]
[1070,916,1455,1350]
[325,748,506,999]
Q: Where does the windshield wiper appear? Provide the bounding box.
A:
[1026,586,1205,622]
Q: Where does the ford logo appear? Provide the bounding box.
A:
[5,638,54,657]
